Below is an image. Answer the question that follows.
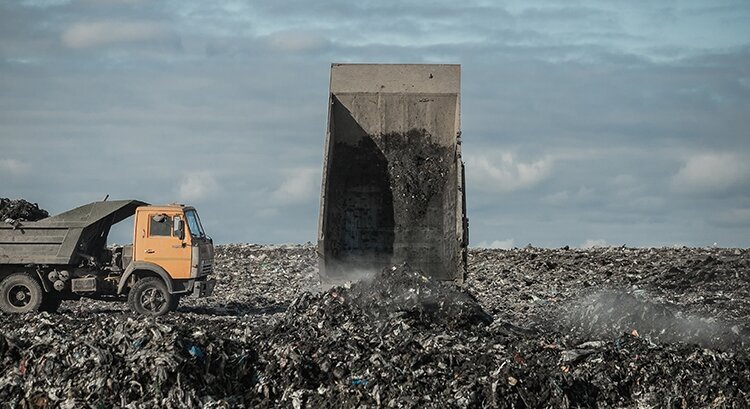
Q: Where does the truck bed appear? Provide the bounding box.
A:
[319,64,468,282]
[0,200,145,265]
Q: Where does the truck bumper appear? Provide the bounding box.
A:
[193,279,216,298]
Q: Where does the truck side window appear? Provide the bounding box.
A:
[150,214,172,237]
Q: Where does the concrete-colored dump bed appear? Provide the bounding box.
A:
[319,63,468,282]
[0,200,145,265]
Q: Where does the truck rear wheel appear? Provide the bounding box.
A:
[128,277,174,316]
[0,273,43,313]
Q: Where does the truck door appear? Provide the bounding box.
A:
[136,212,191,279]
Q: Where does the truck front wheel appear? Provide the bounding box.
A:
[128,277,174,316]
[0,273,43,313]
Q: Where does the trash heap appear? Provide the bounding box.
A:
[345,264,493,329]
[0,198,49,222]
[563,290,748,351]
[468,246,750,334]
[0,314,259,408]
[1,244,750,408]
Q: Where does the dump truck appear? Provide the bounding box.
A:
[319,63,468,283]
[0,200,215,316]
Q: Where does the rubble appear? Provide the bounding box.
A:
[1,244,749,408]
[0,198,49,223]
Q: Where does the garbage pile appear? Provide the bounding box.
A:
[345,263,492,329]
[467,246,750,335]
[0,314,258,408]
[0,198,49,222]
[1,244,749,408]
[563,290,748,351]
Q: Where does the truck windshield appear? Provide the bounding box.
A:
[185,209,206,238]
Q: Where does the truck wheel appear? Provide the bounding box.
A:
[128,277,173,316]
[39,295,63,313]
[0,273,43,313]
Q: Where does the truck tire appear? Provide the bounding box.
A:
[0,273,43,313]
[39,294,63,313]
[128,277,174,316]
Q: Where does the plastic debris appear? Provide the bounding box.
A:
[0,198,49,222]
[189,345,204,359]
[0,244,748,408]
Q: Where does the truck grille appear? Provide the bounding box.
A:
[201,262,213,275]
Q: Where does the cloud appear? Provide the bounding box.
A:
[476,239,515,249]
[256,207,280,218]
[61,20,174,49]
[542,186,595,205]
[580,239,608,249]
[612,174,637,187]
[264,30,330,52]
[714,208,750,227]
[271,167,320,204]
[80,0,149,5]
[467,153,553,192]
[672,153,750,194]
[20,0,70,8]
[2,1,750,247]
[177,172,218,201]
[0,159,31,175]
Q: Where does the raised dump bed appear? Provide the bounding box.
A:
[0,200,145,266]
[319,63,468,282]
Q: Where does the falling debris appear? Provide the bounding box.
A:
[1,244,749,407]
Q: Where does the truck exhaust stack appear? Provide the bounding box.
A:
[318,64,468,283]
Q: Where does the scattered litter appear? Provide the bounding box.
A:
[1,244,748,407]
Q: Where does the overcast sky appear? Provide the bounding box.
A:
[1,0,749,248]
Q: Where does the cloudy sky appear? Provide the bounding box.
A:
[1,0,749,248]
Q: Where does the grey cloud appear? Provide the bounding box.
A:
[19,0,70,8]
[61,20,178,49]
[270,168,321,205]
[518,6,613,20]
[671,153,750,195]
[466,152,554,193]
[713,209,750,228]
[262,30,332,53]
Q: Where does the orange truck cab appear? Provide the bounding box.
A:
[120,204,215,314]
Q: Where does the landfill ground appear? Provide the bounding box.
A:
[1,244,749,408]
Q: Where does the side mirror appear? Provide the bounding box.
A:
[174,217,185,240]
